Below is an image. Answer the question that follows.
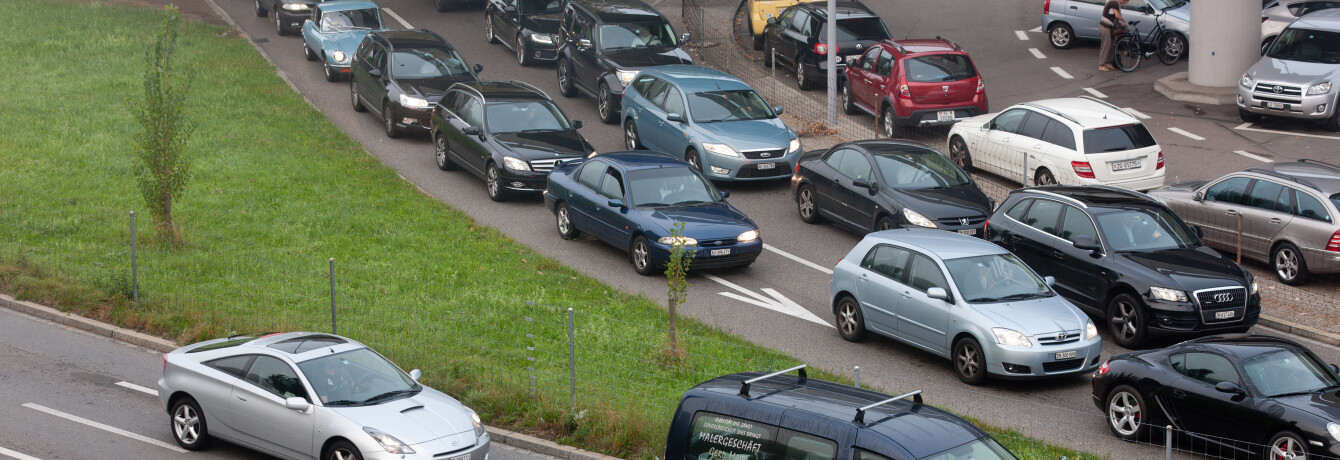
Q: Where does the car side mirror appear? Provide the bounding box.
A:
[773,105,784,115]
[285,397,312,412]
[1073,235,1102,254]
[719,190,730,199]
[1192,191,1204,202]
[851,179,872,191]
[926,287,949,301]
[503,4,516,13]
[572,120,583,129]
[462,126,482,136]
[474,63,484,74]
[1139,5,1153,14]
[681,32,691,43]
[766,17,777,25]
[1215,381,1246,395]
[1192,225,1204,238]
[409,369,422,382]
[368,68,382,79]
[578,38,592,49]
[866,182,879,195]
[607,199,626,209]
[666,112,685,123]
[1328,363,1339,374]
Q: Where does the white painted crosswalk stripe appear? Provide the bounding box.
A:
[1029,48,1046,59]
[1015,30,1029,40]
[1234,150,1273,162]
[1122,107,1150,119]
[0,446,43,460]
[1050,67,1073,79]
[22,403,188,453]
[1167,127,1205,141]
[116,381,158,396]
[1082,87,1107,98]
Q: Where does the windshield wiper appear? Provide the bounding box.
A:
[324,399,360,406]
[967,296,1001,303]
[363,388,418,405]
[998,292,1047,301]
[677,200,715,206]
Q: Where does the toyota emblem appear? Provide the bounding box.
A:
[760,152,771,158]
[1213,293,1233,303]
[1056,332,1067,341]
[1273,85,1283,94]
[959,218,971,226]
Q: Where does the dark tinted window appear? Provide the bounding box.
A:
[1330,193,1340,212]
[990,109,1028,133]
[1268,28,1340,63]
[820,17,891,41]
[683,412,776,460]
[487,101,571,133]
[856,449,893,460]
[1059,206,1098,243]
[907,253,949,294]
[1082,124,1158,153]
[205,355,255,378]
[875,49,895,76]
[1006,198,1032,221]
[873,151,971,188]
[1018,113,1050,141]
[1295,190,1332,222]
[1289,1,1340,16]
[520,0,563,13]
[632,75,655,94]
[598,22,679,50]
[824,148,850,170]
[1022,199,1063,235]
[442,90,465,113]
[459,98,484,127]
[1205,177,1250,204]
[904,54,977,83]
[837,151,873,181]
[1172,352,1241,386]
[1041,119,1077,150]
[644,78,670,106]
[599,169,624,199]
[390,48,472,79]
[1246,180,1288,212]
[862,245,911,282]
[268,335,347,354]
[856,48,878,71]
[245,356,309,400]
[789,10,809,32]
[662,86,686,114]
[1097,208,1200,252]
[779,429,837,460]
[576,160,608,189]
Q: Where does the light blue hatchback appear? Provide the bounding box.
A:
[620,65,801,181]
[302,0,385,82]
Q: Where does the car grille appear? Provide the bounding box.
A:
[529,158,573,174]
[1196,286,1247,324]
[694,253,757,266]
[1042,358,1085,373]
[1035,330,1081,346]
[1253,82,1303,103]
[936,216,986,227]
[742,149,786,160]
[696,238,735,247]
[736,162,790,178]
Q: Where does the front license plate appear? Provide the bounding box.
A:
[1215,310,1236,320]
[1055,351,1078,360]
[710,248,731,256]
[449,455,470,460]
[1266,101,1285,110]
[757,162,776,170]
[957,229,977,236]
[937,110,955,122]
[1110,159,1141,171]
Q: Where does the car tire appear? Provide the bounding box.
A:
[486,162,509,202]
[255,0,267,17]
[324,59,339,82]
[685,149,702,172]
[435,0,455,12]
[949,136,973,172]
[555,202,580,240]
[1105,385,1149,441]
[350,80,366,112]
[631,236,656,276]
[434,133,457,171]
[1238,108,1262,123]
[1158,32,1185,65]
[1272,242,1310,285]
[1268,432,1310,459]
[170,397,212,451]
[1107,292,1148,349]
[275,10,288,36]
[304,43,316,61]
[1048,23,1074,49]
[952,336,987,385]
[383,104,401,139]
[841,82,858,115]
[1034,168,1057,186]
[598,84,617,124]
[795,59,814,90]
[324,440,364,460]
[1326,109,1340,132]
[517,35,535,66]
[880,106,899,139]
[624,119,642,150]
[875,215,896,232]
[556,59,577,97]
[485,13,498,44]
[835,295,868,342]
[752,33,763,51]
[796,184,823,224]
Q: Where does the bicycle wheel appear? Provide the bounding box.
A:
[1158,31,1185,65]
[1113,35,1141,72]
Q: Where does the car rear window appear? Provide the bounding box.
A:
[1081,124,1157,153]
[820,17,890,42]
[905,54,976,83]
[268,335,348,354]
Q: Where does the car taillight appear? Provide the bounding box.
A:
[814,43,835,55]
[1156,152,1164,170]
[1327,230,1340,251]
[975,78,985,94]
[1044,0,1050,14]
[898,83,911,99]
[983,219,990,233]
[795,161,801,174]
[1072,161,1095,179]
[1098,360,1109,375]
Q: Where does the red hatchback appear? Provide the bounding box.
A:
[842,38,987,138]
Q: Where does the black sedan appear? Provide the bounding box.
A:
[350,29,482,138]
[256,0,321,36]
[431,81,595,201]
[790,139,993,235]
[1094,334,1340,458]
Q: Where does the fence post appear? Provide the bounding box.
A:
[567,308,577,411]
[1165,425,1172,460]
[329,258,337,334]
[853,366,860,389]
[129,211,138,303]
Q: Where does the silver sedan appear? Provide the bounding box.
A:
[158,332,490,460]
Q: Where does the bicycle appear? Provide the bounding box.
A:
[1111,8,1186,72]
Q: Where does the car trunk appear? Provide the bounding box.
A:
[1081,124,1161,183]
[905,53,979,106]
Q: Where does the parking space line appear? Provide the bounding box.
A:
[1122,107,1150,119]
[1167,127,1205,141]
[1029,26,1043,33]
[1234,150,1274,162]
[1050,67,1073,79]
[1015,30,1029,40]
[1028,48,1046,59]
[1234,122,1340,140]
[22,403,188,453]
[381,8,413,29]
[764,244,833,275]
[1082,87,1107,98]
[0,446,43,460]
[116,381,158,396]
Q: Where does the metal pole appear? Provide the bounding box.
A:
[329,258,337,334]
[771,47,777,101]
[566,308,577,411]
[853,366,860,389]
[825,0,837,126]
[129,211,138,303]
[1165,425,1172,460]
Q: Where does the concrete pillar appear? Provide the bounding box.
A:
[1188,0,1259,87]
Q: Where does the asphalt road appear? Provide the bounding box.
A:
[195,0,1340,458]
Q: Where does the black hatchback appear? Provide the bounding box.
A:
[790,140,992,235]
[350,29,482,138]
[985,186,1261,349]
[760,0,891,90]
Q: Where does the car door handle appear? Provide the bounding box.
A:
[1269,217,1283,224]
[1070,5,1078,9]
[1225,210,1238,216]
[859,273,868,282]
[901,291,911,298]
[1052,249,1064,259]
[1172,389,1187,399]
[236,395,247,402]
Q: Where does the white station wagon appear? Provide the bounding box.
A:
[947,97,1166,192]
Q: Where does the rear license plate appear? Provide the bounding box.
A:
[1110,159,1141,171]
[1055,351,1078,360]
[710,248,731,256]
[937,110,955,122]
[957,229,977,236]
[1266,101,1285,110]
[757,162,776,170]
[1215,310,1236,320]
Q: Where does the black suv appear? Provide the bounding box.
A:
[351,29,483,138]
[986,186,1261,349]
[666,366,1019,460]
[255,0,321,36]
[554,0,693,124]
[760,0,891,90]
[485,0,564,66]
[430,81,595,201]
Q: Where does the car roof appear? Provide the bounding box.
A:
[184,332,364,361]
[1181,333,1315,360]
[453,81,551,102]
[1011,185,1156,208]
[1015,97,1140,129]
[688,372,987,458]
[794,0,876,18]
[1290,7,1340,29]
[373,29,451,50]
[571,0,664,21]
[1249,160,1340,194]
[316,0,380,11]
[862,227,1008,261]
[643,65,752,92]
[845,139,941,156]
[888,38,963,55]
[590,151,694,170]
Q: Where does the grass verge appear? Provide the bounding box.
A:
[0,1,1097,458]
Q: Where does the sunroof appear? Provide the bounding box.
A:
[268,335,347,354]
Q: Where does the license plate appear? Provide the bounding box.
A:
[937,110,955,122]
[1055,351,1078,360]
[1215,310,1236,320]
[710,248,731,256]
[1266,101,1285,109]
[1110,159,1141,171]
[449,455,470,460]
[957,229,977,236]
[757,162,776,170]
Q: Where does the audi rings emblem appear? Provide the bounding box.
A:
[1213,292,1233,303]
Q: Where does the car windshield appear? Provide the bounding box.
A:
[1267,28,1340,63]
[486,101,570,134]
[319,9,382,32]
[390,49,472,79]
[1082,124,1158,153]
[688,90,775,123]
[297,348,419,406]
[598,22,678,50]
[920,437,1019,460]
[1096,208,1198,252]
[819,17,891,42]
[944,253,1053,304]
[520,0,564,13]
[905,54,977,83]
[1241,348,1340,397]
[627,167,720,207]
[1330,193,1340,211]
[874,151,971,189]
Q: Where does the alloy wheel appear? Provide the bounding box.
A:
[329,447,359,460]
[950,139,970,170]
[487,165,500,198]
[435,135,448,168]
[795,64,805,89]
[172,404,201,445]
[1036,169,1057,186]
[798,189,814,220]
[686,152,700,170]
[1271,436,1306,459]
[956,342,980,379]
[598,87,612,121]
[485,15,494,42]
[632,240,649,271]
[1275,247,1299,281]
[838,301,859,336]
[1107,391,1142,436]
[517,36,527,65]
[557,207,572,235]
[1112,300,1138,341]
[1050,27,1070,47]
[876,217,894,231]
[882,110,895,138]
[624,121,638,149]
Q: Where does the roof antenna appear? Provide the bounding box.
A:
[903,16,921,40]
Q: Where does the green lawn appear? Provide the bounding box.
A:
[0,1,1098,459]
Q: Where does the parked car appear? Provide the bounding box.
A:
[832,228,1102,384]
[1261,0,1340,54]
[351,29,483,138]
[430,81,595,201]
[1148,160,1340,285]
[621,65,800,181]
[555,0,693,124]
[1093,333,1340,458]
[987,186,1261,349]
[256,0,325,36]
[1041,0,1188,51]
[543,152,762,275]
[432,0,481,12]
[760,0,891,90]
[791,139,993,235]
[744,0,822,50]
[947,97,1166,191]
[484,0,563,66]
[1238,9,1340,131]
[666,366,1020,460]
[842,38,988,139]
[302,0,384,82]
[158,332,490,460]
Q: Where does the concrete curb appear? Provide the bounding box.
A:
[1154,71,1237,105]
[1257,314,1340,347]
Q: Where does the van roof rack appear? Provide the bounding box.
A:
[1246,167,1321,192]
[933,36,962,50]
[1077,96,1137,120]
[739,364,807,396]
[853,390,923,424]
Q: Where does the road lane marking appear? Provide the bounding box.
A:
[116,381,158,396]
[1028,48,1046,59]
[1122,107,1150,119]
[0,446,43,460]
[381,8,413,29]
[1015,30,1029,40]
[1234,150,1274,162]
[702,274,832,327]
[1082,87,1107,98]
[1167,127,1205,141]
[1030,26,1043,33]
[764,244,833,275]
[1050,67,1073,79]
[22,403,188,453]
[1234,122,1340,140]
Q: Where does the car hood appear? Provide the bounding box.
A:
[970,295,1087,336]
[521,13,562,34]
[1162,3,1190,23]
[1117,246,1248,291]
[320,29,373,55]
[604,47,693,69]
[885,186,992,219]
[328,388,475,446]
[954,114,992,130]
[696,119,793,151]
[644,204,756,240]
[1246,58,1340,85]
[495,131,590,160]
[399,75,477,99]
[1274,389,1340,422]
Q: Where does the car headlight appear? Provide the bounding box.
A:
[658,236,697,246]
[902,208,936,228]
[363,427,416,454]
[468,408,485,438]
[617,70,638,87]
[992,328,1032,348]
[1149,286,1188,302]
[1240,73,1254,89]
[588,151,598,158]
[1250,280,1258,295]
[787,137,801,153]
[332,50,348,64]
[1307,82,1331,95]
[1328,422,1340,443]
[702,143,740,158]
[281,2,309,11]
[502,156,530,171]
[1086,321,1098,341]
[398,94,429,109]
[737,230,759,243]
[531,33,555,44]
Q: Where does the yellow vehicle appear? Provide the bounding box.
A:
[745,0,823,50]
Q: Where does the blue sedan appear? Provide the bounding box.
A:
[544,152,762,275]
[302,0,385,82]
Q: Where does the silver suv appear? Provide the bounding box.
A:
[1148,160,1340,285]
[1238,8,1340,131]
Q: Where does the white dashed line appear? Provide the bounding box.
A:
[1082,87,1107,98]
[1122,107,1150,119]
[0,446,43,460]
[22,403,188,453]
[116,381,159,396]
[1030,26,1043,33]
[1015,30,1029,40]
[1028,48,1046,59]
[1235,122,1340,140]
[381,8,413,29]
[1050,67,1073,79]
[1167,127,1205,141]
[1234,150,1274,162]
[764,244,833,275]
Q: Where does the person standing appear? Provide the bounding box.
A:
[1098,0,1129,71]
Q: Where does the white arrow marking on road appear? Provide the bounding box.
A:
[1234,150,1273,163]
[1082,87,1107,98]
[1122,107,1150,119]
[702,274,833,328]
[22,403,188,453]
[1050,67,1073,79]
[0,446,43,460]
[1028,48,1046,59]
[1030,26,1043,33]
[116,381,158,396]
[1015,30,1029,40]
[382,8,413,29]
[1167,127,1205,141]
